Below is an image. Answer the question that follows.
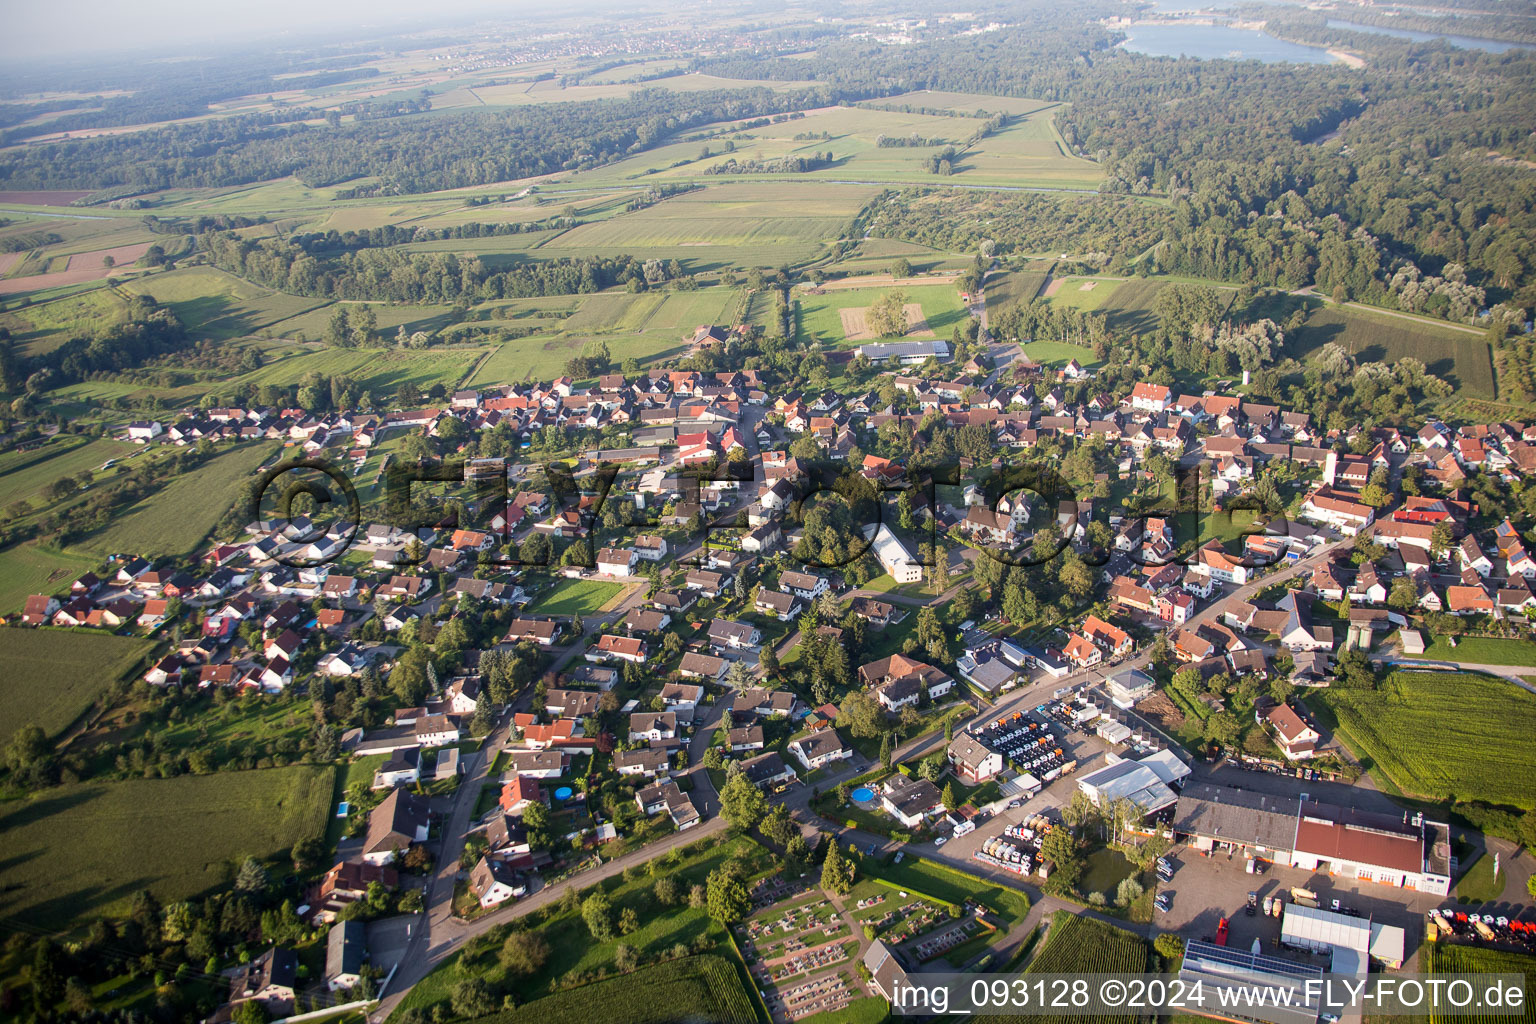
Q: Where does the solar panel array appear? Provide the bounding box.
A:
[1185,940,1324,979]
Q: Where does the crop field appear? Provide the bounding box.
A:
[559,286,742,336]
[524,579,628,616]
[839,303,934,341]
[1319,671,1536,809]
[259,301,460,343]
[0,765,334,926]
[76,442,277,558]
[0,543,101,615]
[985,265,1053,314]
[1409,635,1536,666]
[953,111,1102,189]
[537,183,868,263]
[121,266,330,340]
[0,435,138,509]
[1289,304,1495,397]
[0,285,131,357]
[0,627,151,745]
[1417,945,1536,1024]
[798,284,967,347]
[469,334,580,384]
[863,91,1059,117]
[1042,276,1126,312]
[1097,278,1171,336]
[224,342,483,394]
[461,956,757,1024]
[992,912,1149,1024]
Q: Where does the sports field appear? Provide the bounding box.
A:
[0,627,152,745]
[0,765,335,926]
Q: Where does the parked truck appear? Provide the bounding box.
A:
[1290,887,1318,907]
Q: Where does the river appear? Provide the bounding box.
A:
[1118,23,1339,63]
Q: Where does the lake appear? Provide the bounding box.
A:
[1324,19,1534,54]
[1119,23,1339,64]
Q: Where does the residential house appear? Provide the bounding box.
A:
[587,634,647,664]
[707,619,761,650]
[947,731,1005,783]
[788,729,853,771]
[361,789,430,865]
[324,922,367,992]
[469,856,526,908]
[1263,703,1322,760]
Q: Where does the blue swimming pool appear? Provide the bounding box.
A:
[554,786,574,800]
[851,787,875,802]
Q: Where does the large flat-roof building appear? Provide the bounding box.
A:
[862,523,922,584]
[1075,750,1188,816]
[1280,903,1407,972]
[1175,940,1326,1024]
[855,340,951,365]
[1171,783,1451,895]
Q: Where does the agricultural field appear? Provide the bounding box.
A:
[985,265,1052,315]
[992,912,1150,1024]
[951,108,1102,190]
[120,266,332,340]
[1416,945,1536,1024]
[0,284,132,357]
[222,343,484,396]
[0,542,102,615]
[1041,275,1127,312]
[0,765,334,926]
[1318,671,1536,809]
[862,91,1059,117]
[1289,304,1496,397]
[0,434,139,510]
[1408,635,1536,666]
[1095,278,1171,337]
[261,302,464,344]
[0,627,152,745]
[73,441,277,558]
[798,283,967,347]
[456,956,757,1024]
[535,183,870,268]
[525,579,629,616]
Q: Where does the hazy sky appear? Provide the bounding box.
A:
[3,0,526,62]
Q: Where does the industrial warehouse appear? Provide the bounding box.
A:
[1171,784,1453,896]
